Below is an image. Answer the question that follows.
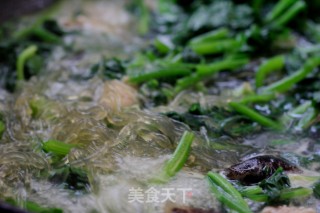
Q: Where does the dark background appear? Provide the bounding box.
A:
[0,0,55,23]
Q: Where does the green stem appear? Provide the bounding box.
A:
[243,193,269,202]
[6,198,63,213]
[163,131,194,177]
[255,55,285,88]
[174,73,203,93]
[42,139,77,156]
[137,0,150,35]
[197,58,249,76]
[188,28,229,45]
[208,172,244,201]
[266,0,297,23]
[152,131,194,183]
[280,101,314,128]
[207,172,252,213]
[25,201,63,213]
[261,56,320,93]
[229,102,283,130]
[32,27,62,43]
[154,37,173,54]
[16,45,38,81]
[241,186,264,195]
[129,64,192,84]
[241,186,312,202]
[174,58,248,93]
[240,186,269,202]
[272,0,306,27]
[190,39,242,55]
[0,121,5,138]
[279,187,313,200]
[13,0,63,40]
[239,93,276,104]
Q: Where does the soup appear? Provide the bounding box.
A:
[0,0,320,212]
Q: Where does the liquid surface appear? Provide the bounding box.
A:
[0,1,320,213]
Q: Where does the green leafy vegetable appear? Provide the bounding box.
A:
[154,36,174,54]
[188,28,230,46]
[207,172,252,213]
[190,38,243,55]
[5,198,63,213]
[91,58,126,80]
[266,0,300,23]
[187,1,253,31]
[279,187,313,200]
[229,102,283,130]
[50,166,89,191]
[0,19,65,92]
[255,55,285,88]
[261,56,320,93]
[139,80,171,107]
[240,168,313,203]
[271,0,306,28]
[14,19,64,43]
[154,131,194,182]
[0,120,4,138]
[42,139,77,156]
[313,181,320,199]
[163,131,194,176]
[129,0,150,34]
[16,45,38,81]
[239,93,276,104]
[280,100,316,130]
[174,57,248,93]
[128,62,193,84]
[259,168,291,201]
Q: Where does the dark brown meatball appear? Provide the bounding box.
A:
[225,155,301,185]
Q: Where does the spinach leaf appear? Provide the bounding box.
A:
[259,167,291,202]
[91,58,126,80]
[313,181,320,199]
[49,166,90,191]
[0,19,65,92]
[5,198,63,213]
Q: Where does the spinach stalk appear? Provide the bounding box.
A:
[42,139,77,156]
[188,28,229,46]
[207,172,252,213]
[196,58,249,76]
[153,131,194,183]
[266,0,298,23]
[174,58,248,93]
[163,131,194,177]
[16,45,38,81]
[279,187,313,200]
[32,27,62,43]
[240,185,312,202]
[129,64,193,84]
[261,56,320,93]
[190,39,243,55]
[6,198,63,213]
[229,102,283,130]
[240,186,269,202]
[0,121,4,138]
[239,93,276,104]
[272,0,306,27]
[280,101,316,129]
[136,0,150,35]
[255,55,285,88]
